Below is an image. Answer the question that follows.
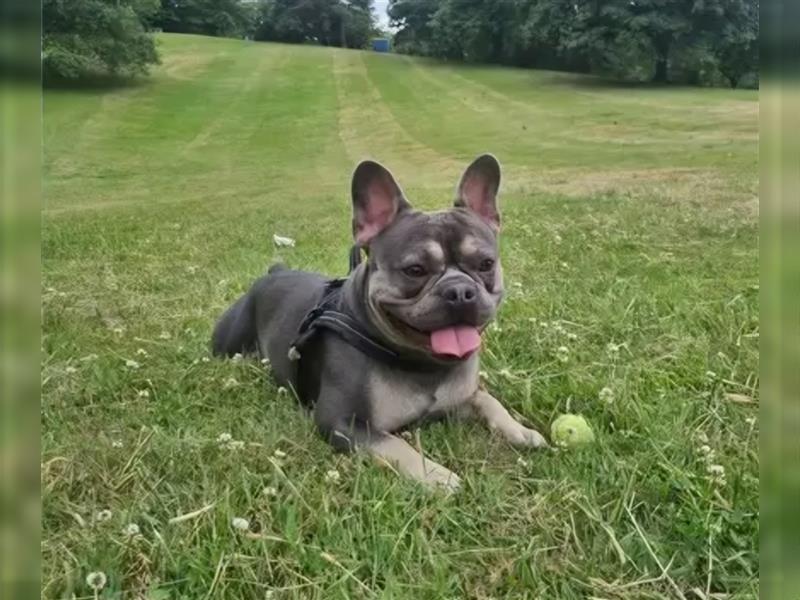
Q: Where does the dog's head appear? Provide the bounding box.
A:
[352,154,504,361]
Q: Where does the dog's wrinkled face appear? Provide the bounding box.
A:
[351,155,504,360]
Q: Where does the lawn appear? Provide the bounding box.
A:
[42,33,759,599]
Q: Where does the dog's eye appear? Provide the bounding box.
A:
[479,258,495,272]
[403,264,427,278]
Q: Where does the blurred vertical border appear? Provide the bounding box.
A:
[1,0,41,597]
[761,0,800,598]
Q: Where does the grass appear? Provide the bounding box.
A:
[42,34,759,599]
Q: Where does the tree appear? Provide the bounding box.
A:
[388,0,438,55]
[156,0,257,38]
[426,0,516,63]
[43,0,160,81]
[713,0,759,88]
[254,0,374,49]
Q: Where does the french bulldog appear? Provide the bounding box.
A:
[211,154,548,491]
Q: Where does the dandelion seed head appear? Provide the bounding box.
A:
[86,571,107,591]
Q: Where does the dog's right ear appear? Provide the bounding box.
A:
[351,160,410,245]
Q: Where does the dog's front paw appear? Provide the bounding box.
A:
[509,425,549,449]
[421,464,462,492]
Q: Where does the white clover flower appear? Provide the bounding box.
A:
[273,449,287,459]
[201,356,211,363]
[560,261,569,269]
[123,523,140,536]
[567,332,578,341]
[125,359,140,369]
[325,469,341,483]
[540,321,549,328]
[556,346,570,363]
[706,464,727,485]
[599,387,615,405]
[606,343,620,356]
[111,440,124,449]
[223,377,239,389]
[231,517,250,531]
[187,265,198,274]
[136,348,148,357]
[137,389,150,399]
[232,353,243,362]
[113,327,125,335]
[527,317,537,325]
[553,233,563,244]
[479,370,488,379]
[217,433,233,444]
[95,509,113,523]
[277,386,288,395]
[698,444,712,455]
[261,357,270,366]
[159,331,171,340]
[86,571,107,591]
[516,457,529,468]
[262,486,278,497]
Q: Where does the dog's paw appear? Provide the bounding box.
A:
[509,425,549,449]
[421,465,462,493]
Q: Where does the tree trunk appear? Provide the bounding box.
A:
[652,36,670,83]
[653,54,668,83]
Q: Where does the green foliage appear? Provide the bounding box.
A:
[254,0,375,49]
[155,0,257,38]
[43,0,160,81]
[388,0,759,87]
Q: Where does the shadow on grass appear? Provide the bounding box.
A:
[44,73,151,92]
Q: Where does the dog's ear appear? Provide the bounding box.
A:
[351,160,411,245]
[455,154,501,230]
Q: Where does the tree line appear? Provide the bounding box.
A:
[388,0,758,88]
[44,0,757,88]
[43,0,378,82]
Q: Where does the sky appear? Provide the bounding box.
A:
[373,0,391,29]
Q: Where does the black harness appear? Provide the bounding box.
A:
[286,245,434,402]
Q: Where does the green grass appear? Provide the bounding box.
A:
[42,34,759,599]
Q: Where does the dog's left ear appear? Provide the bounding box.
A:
[455,154,501,230]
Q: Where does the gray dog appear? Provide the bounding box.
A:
[212,154,547,490]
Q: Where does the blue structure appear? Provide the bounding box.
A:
[372,38,391,53]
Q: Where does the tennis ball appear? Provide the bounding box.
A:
[551,414,595,447]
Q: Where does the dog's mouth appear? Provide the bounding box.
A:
[385,313,482,360]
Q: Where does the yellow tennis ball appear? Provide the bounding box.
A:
[551,414,595,447]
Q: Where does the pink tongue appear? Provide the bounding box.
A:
[430,326,482,358]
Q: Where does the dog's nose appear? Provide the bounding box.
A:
[442,282,477,306]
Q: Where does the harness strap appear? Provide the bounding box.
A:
[286,244,433,404]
